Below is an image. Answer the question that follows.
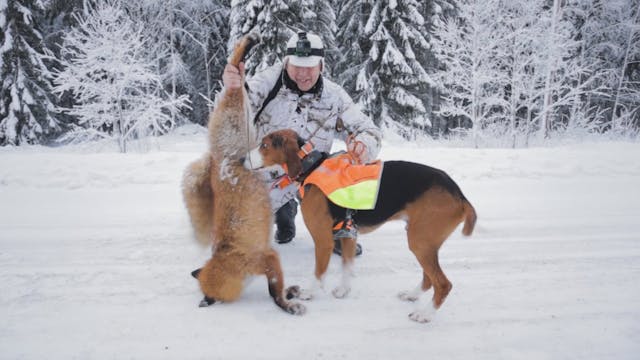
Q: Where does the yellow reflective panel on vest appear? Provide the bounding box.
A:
[300,153,383,209]
[327,179,380,210]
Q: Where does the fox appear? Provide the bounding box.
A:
[182,33,305,315]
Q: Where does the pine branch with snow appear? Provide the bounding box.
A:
[354,0,432,134]
[0,0,59,146]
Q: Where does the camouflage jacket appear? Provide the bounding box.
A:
[246,63,382,163]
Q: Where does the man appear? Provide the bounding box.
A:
[222,31,382,256]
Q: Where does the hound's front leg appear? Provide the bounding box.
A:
[296,186,335,300]
[285,230,332,301]
[332,237,356,298]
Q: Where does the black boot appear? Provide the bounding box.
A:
[275,199,297,244]
[332,209,362,256]
[332,239,363,257]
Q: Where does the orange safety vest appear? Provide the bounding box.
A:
[299,153,383,210]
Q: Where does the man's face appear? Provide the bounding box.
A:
[286,62,322,92]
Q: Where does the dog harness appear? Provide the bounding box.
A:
[293,141,383,210]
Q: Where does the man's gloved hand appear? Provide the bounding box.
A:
[347,135,367,164]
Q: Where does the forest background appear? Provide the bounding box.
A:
[1,0,638,150]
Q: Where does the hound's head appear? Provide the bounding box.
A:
[243,129,306,178]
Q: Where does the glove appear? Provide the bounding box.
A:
[346,135,367,164]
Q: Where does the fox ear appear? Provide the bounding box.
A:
[191,268,202,279]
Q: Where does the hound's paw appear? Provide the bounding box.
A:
[285,285,301,300]
[286,302,307,316]
[408,311,432,323]
[332,285,351,299]
[297,288,315,301]
[398,291,420,302]
[286,285,314,300]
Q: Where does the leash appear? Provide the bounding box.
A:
[346,134,366,165]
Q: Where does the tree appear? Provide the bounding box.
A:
[173,0,229,123]
[357,0,434,137]
[52,0,189,152]
[333,0,371,95]
[124,0,229,126]
[228,0,293,75]
[540,0,640,137]
[0,0,59,146]
[416,0,457,136]
[498,0,544,146]
[430,0,509,146]
[609,0,640,135]
[228,0,336,76]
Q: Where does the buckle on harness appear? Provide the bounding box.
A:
[297,142,314,159]
[273,175,293,189]
[332,209,358,240]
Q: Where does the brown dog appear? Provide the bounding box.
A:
[181,35,304,315]
[244,129,476,322]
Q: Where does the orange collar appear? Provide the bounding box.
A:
[297,141,314,159]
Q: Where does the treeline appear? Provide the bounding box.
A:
[0,0,638,149]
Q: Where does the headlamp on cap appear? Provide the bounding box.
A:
[286,31,324,58]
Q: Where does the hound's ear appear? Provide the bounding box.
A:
[270,134,285,149]
[284,138,302,178]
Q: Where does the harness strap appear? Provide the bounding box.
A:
[272,175,294,189]
[253,74,283,124]
[297,142,314,159]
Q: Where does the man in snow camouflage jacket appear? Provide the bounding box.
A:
[222,31,382,255]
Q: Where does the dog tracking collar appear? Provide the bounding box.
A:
[297,141,314,159]
[295,142,327,183]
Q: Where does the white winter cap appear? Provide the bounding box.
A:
[285,31,325,67]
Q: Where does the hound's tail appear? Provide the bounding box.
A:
[462,200,477,236]
[227,32,261,67]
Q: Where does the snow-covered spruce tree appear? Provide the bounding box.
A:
[229,0,292,75]
[333,0,371,97]
[39,0,83,131]
[357,0,433,137]
[52,0,189,152]
[294,0,337,75]
[0,0,59,146]
[40,0,83,49]
[228,0,336,76]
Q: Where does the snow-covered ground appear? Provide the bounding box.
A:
[1,128,639,359]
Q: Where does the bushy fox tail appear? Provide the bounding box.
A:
[182,154,214,247]
[227,32,261,67]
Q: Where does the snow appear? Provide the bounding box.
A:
[1,127,639,359]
